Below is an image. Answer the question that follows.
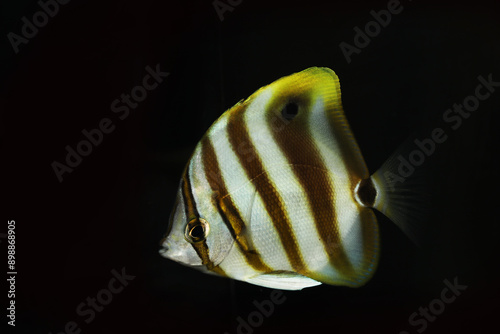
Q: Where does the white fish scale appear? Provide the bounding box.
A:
[189,145,212,216]
[218,237,260,279]
[247,192,294,271]
[209,162,288,275]
[244,87,328,273]
[266,165,341,274]
[308,97,364,273]
[210,127,278,278]
[210,119,256,223]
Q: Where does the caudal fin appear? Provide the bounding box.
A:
[370,136,436,247]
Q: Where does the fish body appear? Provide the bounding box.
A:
[160,67,414,290]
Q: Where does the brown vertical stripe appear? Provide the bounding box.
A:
[181,169,199,221]
[182,163,225,275]
[192,240,226,276]
[200,137,273,273]
[265,94,355,279]
[225,103,308,274]
[326,82,370,183]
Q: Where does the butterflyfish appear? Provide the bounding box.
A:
[159,67,422,290]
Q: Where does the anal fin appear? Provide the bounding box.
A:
[245,271,322,290]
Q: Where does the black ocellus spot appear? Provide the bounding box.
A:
[357,178,377,207]
[281,102,299,120]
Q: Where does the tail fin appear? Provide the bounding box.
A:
[370,135,437,247]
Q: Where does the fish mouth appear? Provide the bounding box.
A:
[159,247,206,270]
[158,243,205,267]
[159,237,166,245]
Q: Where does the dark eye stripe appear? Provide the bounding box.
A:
[181,162,216,269]
[181,167,199,221]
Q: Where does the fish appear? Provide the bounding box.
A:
[159,67,423,290]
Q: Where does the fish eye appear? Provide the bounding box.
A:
[185,218,210,243]
[281,102,299,120]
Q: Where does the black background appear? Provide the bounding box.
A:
[2,0,499,333]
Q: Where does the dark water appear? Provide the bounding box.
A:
[2,0,499,333]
